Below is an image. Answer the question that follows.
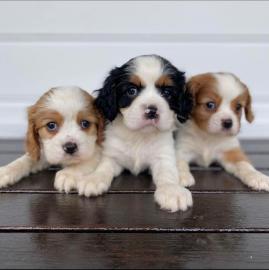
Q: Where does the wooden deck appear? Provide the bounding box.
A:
[0,140,269,269]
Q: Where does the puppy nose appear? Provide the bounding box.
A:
[145,105,158,119]
[63,142,78,155]
[222,119,233,129]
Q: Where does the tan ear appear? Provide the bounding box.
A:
[186,76,202,106]
[95,108,105,145]
[25,105,41,161]
[243,85,255,123]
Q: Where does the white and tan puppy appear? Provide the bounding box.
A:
[78,55,193,212]
[0,87,104,192]
[176,72,269,191]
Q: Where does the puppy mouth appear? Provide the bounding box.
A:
[140,117,160,128]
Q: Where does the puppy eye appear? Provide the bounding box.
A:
[206,102,217,110]
[161,87,173,99]
[80,120,91,129]
[127,87,138,97]
[46,122,58,131]
[236,103,242,112]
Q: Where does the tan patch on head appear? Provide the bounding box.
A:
[187,73,222,131]
[223,148,250,163]
[155,75,174,87]
[130,75,144,87]
[80,90,105,145]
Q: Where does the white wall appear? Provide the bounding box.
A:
[0,1,268,139]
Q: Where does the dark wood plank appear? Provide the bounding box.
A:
[0,233,268,269]
[1,169,268,193]
[0,193,269,231]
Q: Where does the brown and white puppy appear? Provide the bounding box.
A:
[0,86,104,192]
[176,72,269,191]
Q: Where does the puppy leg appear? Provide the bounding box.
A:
[77,156,123,197]
[54,153,101,193]
[177,159,195,187]
[151,150,193,212]
[0,154,47,188]
[220,148,269,191]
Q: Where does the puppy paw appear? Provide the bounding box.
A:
[77,174,110,197]
[154,184,193,212]
[245,171,269,191]
[54,171,77,193]
[0,167,17,188]
[178,171,195,187]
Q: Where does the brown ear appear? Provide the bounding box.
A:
[243,85,255,123]
[25,105,41,161]
[95,107,105,145]
[186,76,202,106]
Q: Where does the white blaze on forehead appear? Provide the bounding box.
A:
[133,56,164,85]
[214,73,244,103]
[44,86,88,119]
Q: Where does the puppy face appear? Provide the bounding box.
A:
[26,87,104,165]
[187,72,254,136]
[95,55,192,132]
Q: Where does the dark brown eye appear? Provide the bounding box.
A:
[206,102,217,110]
[80,120,90,129]
[46,122,58,132]
[161,87,173,99]
[236,103,242,112]
[127,87,138,97]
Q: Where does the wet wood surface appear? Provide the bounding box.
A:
[0,140,269,268]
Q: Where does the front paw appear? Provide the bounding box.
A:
[245,171,269,191]
[54,171,77,193]
[154,184,193,212]
[178,171,195,187]
[0,167,16,188]
[77,174,110,197]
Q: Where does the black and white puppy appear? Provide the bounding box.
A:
[78,55,193,212]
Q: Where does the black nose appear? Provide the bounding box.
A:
[63,142,78,155]
[145,105,158,120]
[222,119,233,129]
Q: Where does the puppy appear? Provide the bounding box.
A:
[0,86,104,192]
[176,72,269,190]
[78,55,193,212]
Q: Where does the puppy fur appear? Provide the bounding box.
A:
[0,87,104,192]
[176,72,269,191]
[77,55,193,212]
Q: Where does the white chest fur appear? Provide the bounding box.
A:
[176,121,240,167]
[103,117,174,175]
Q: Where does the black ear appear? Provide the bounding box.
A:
[168,68,193,123]
[176,88,193,123]
[95,66,128,122]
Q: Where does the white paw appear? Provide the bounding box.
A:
[0,167,17,188]
[178,171,195,187]
[77,174,110,197]
[54,171,77,193]
[245,171,269,191]
[154,184,193,212]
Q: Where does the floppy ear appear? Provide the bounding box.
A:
[176,87,193,123]
[95,66,124,122]
[186,77,202,106]
[25,105,41,161]
[243,85,255,123]
[95,107,105,145]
